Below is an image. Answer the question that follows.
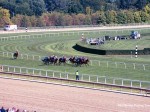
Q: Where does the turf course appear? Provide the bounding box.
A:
[0,28,150,82]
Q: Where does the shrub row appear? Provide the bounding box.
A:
[74,43,150,55]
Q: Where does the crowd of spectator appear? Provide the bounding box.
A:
[0,107,36,112]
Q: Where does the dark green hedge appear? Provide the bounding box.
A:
[74,43,150,55]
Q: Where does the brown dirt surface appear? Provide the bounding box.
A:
[0,78,149,112]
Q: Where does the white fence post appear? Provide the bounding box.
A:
[8,67,9,72]
[32,55,34,60]
[11,53,13,58]
[143,65,145,70]
[89,75,90,82]
[33,69,34,75]
[39,56,41,61]
[60,73,61,78]
[107,61,108,68]
[105,77,106,84]
[133,63,135,69]
[27,54,29,60]
[97,76,98,82]
[53,72,54,77]
[131,80,133,87]
[20,68,21,73]
[39,70,41,75]
[14,67,15,72]
[140,81,142,88]
[46,71,47,77]
[21,54,23,59]
[113,79,115,85]
[99,61,100,66]
[124,63,126,69]
[26,69,28,74]
[122,80,124,86]
[115,62,117,68]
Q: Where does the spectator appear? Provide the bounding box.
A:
[75,70,79,80]
[0,107,6,112]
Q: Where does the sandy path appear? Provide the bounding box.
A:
[0,78,149,112]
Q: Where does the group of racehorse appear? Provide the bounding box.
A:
[12,51,89,66]
[42,55,66,65]
[42,55,89,66]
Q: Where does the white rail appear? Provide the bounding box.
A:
[0,65,150,89]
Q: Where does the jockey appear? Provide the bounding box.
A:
[54,56,57,59]
[81,56,85,62]
[16,50,18,55]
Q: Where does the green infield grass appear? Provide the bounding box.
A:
[0,28,150,82]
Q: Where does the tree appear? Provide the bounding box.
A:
[105,10,117,24]
[136,0,147,9]
[84,15,92,25]
[86,7,92,15]
[67,0,83,14]
[97,11,106,25]
[91,12,100,25]
[29,0,46,16]
[0,7,12,27]
[20,15,31,27]
[134,11,141,23]
[125,10,135,23]
[62,14,73,25]
[11,14,23,26]
[15,2,32,16]
[144,4,150,15]
[140,11,149,22]
[116,10,127,24]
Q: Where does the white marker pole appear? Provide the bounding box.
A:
[135,45,138,58]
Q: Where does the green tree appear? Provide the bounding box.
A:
[134,11,141,23]
[140,11,149,22]
[97,11,106,25]
[116,10,127,24]
[144,4,150,15]
[67,0,83,14]
[105,10,117,24]
[29,0,46,16]
[125,10,135,23]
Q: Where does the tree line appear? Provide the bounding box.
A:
[0,0,150,27]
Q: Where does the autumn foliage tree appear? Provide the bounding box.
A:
[0,7,12,27]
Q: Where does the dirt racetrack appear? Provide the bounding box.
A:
[0,78,149,112]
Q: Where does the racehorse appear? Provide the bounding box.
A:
[49,56,58,65]
[69,56,76,65]
[69,56,89,66]
[81,58,89,66]
[58,57,67,65]
[41,57,50,65]
[13,51,18,59]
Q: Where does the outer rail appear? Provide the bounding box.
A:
[0,71,149,97]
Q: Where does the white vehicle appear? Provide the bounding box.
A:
[4,25,17,31]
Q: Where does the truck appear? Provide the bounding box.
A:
[130,31,141,39]
[4,25,17,31]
